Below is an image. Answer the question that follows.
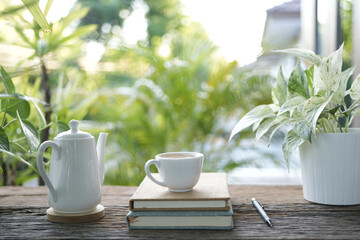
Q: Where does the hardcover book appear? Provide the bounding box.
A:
[126,204,234,230]
[129,172,231,211]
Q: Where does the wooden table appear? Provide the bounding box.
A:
[1,185,360,239]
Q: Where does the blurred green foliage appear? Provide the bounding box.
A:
[78,0,183,45]
[0,0,276,186]
[340,0,352,70]
[0,0,98,185]
[87,19,274,185]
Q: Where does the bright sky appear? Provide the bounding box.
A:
[14,0,289,66]
[12,0,77,22]
[182,0,288,66]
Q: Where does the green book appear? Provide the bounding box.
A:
[126,203,234,230]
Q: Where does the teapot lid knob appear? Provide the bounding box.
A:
[54,119,92,140]
[69,120,79,134]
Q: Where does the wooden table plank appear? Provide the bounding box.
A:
[1,186,360,239]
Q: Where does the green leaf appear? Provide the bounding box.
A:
[43,0,53,17]
[0,166,2,174]
[271,88,279,106]
[229,105,275,141]
[57,121,70,133]
[252,106,279,133]
[282,130,305,171]
[252,119,262,132]
[350,73,360,100]
[17,111,40,152]
[0,148,38,174]
[57,25,97,45]
[0,4,28,16]
[21,0,51,32]
[328,105,341,116]
[0,66,15,94]
[14,24,36,49]
[0,127,10,151]
[1,95,31,119]
[61,7,90,29]
[31,100,46,128]
[290,108,306,122]
[288,62,309,99]
[269,103,280,113]
[293,121,311,141]
[255,117,276,142]
[302,93,334,132]
[272,67,287,106]
[267,115,290,145]
[333,66,355,103]
[274,48,323,66]
[305,65,314,96]
[278,96,306,116]
[313,44,343,93]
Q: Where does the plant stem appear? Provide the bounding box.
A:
[326,118,336,132]
[10,137,26,143]
[41,60,51,142]
[341,102,360,119]
[322,119,332,133]
[1,160,6,185]
[39,60,51,186]
[331,114,342,133]
[12,142,28,152]
[344,115,349,132]
[3,119,17,129]
[0,117,7,185]
[38,122,54,131]
[349,113,355,126]
[1,100,8,127]
[348,100,359,110]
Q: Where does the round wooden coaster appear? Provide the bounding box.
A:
[46,204,105,223]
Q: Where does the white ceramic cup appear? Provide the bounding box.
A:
[144,152,204,192]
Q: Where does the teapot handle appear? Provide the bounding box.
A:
[37,141,61,202]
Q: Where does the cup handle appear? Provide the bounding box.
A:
[37,140,61,202]
[145,159,166,187]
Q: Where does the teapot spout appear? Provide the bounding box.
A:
[97,133,108,185]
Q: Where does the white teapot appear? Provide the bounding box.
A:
[37,119,108,213]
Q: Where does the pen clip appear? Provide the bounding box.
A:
[258,200,264,209]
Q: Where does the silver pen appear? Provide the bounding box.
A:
[252,198,272,227]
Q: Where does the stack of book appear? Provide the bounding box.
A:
[126,172,234,230]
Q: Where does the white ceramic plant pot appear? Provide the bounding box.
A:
[299,129,360,205]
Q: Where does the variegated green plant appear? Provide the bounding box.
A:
[229,44,360,169]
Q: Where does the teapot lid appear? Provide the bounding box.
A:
[55,120,93,140]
